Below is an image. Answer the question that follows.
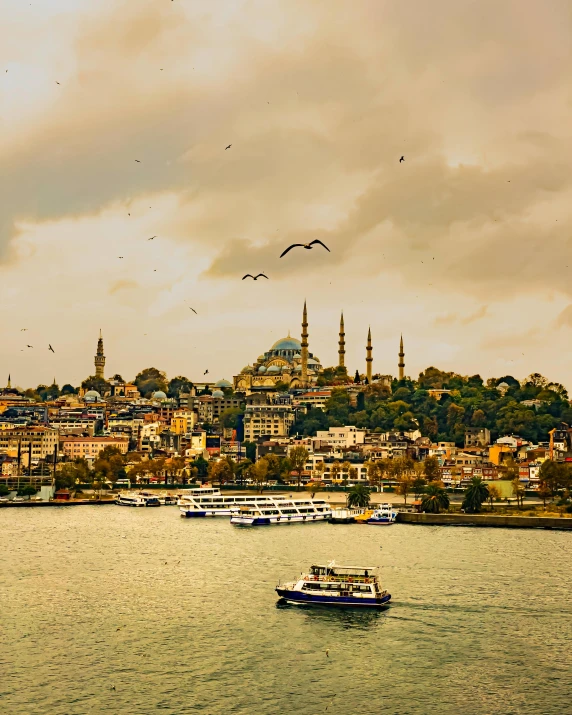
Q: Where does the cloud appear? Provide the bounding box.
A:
[109,280,138,295]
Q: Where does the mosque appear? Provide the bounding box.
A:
[233,302,405,391]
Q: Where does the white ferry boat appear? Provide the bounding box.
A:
[230,499,332,526]
[179,493,287,518]
[276,561,391,608]
[116,493,161,507]
[139,491,178,506]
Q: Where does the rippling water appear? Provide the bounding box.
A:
[2,507,571,714]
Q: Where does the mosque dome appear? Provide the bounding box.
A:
[267,365,281,373]
[84,390,101,402]
[258,365,267,374]
[271,336,302,351]
[257,355,265,362]
[212,389,224,398]
[241,365,254,374]
[215,378,232,389]
[152,390,167,399]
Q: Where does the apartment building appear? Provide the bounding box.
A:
[0,426,59,459]
[60,436,129,459]
[243,405,295,441]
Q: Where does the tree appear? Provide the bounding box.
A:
[423,456,441,482]
[274,381,290,392]
[395,473,414,505]
[341,461,352,482]
[250,459,268,493]
[81,375,110,395]
[354,370,361,384]
[208,457,235,489]
[18,485,38,497]
[365,460,382,490]
[56,458,91,491]
[348,466,358,482]
[220,407,243,429]
[313,461,326,483]
[134,367,167,397]
[61,384,77,395]
[346,484,371,508]
[511,477,525,508]
[487,484,501,510]
[330,460,342,483]
[190,456,209,480]
[167,376,193,398]
[537,481,552,508]
[242,441,257,462]
[289,446,309,489]
[0,484,10,496]
[462,477,489,513]
[305,480,323,499]
[421,483,450,513]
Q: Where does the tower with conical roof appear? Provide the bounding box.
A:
[366,327,373,383]
[338,312,345,368]
[301,301,308,386]
[94,330,106,379]
[398,334,405,380]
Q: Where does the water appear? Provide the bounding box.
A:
[1,507,571,715]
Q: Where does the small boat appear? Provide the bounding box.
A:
[364,503,397,525]
[230,499,332,526]
[329,507,365,524]
[116,493,161,507]
[276,561,391,608]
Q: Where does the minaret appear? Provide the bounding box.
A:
[94,330,106,379]
[398,334,405,380]
[7,374,11,389]
[338,312,345,368]
[366,327,373,383]
[301,301,308,386]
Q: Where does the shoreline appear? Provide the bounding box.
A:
[396,512,572,530]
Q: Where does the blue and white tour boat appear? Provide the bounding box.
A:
[179,493,287,518]
[365,503,397,525]
[230,499,332,526]
[116,493,161,507]
[276,561,391,608]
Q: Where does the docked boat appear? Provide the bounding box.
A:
[276,561,391,608]
[329,507,366,524]
[355,503,397,525]
[179,493,287,518]
[116,493,161,507]
[230,499,331,526]
[140,491,178,506]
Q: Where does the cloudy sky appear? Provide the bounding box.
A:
[1,0,571,390]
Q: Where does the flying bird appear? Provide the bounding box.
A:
[26,345,33,348]
[399,156,404,163]
[225,144,232,150]
[279,239,330,258]
[204,369,209,375]
[134,160,140,163]
[118,256,124,259]
[20,329,28,331]
[148,236,156,241]
[49,345,55,353]
[56,81,60,85]
[242,273,268,280]
[189,308,197,314]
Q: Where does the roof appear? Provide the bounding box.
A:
[271,336,302,351]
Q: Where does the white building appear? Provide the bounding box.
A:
[314,426,366,448]
[243,405,295,441]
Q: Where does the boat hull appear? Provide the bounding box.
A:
[365,519,395,525]
[276,588,391,608]
[180,508,234,518]
[231,513,331,526]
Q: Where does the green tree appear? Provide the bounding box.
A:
[190,456,209,480]
[134,367,168,397]
[0,484,10,496]
[487,483,501,510]
[396,473,414,505]
[289,446,309,489]
[346,484,371,508]
[61,384,77,395]
[242,441,257,462]
[462,477,489,513]
[250,459,268,493]
[423,456,441,481]
[208,457,235,489]
[511,477,525,508]
[167,376,193,398]
[81,376,111,395]
[220,407,243,429]
[421,483,450,513]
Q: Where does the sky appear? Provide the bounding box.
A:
[1,0,571,390]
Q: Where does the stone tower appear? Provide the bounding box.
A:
[338,312,345,368]
[94,330,106,380]
[398,334,405,380]
[7,374,11,390]
[301,301,308,386]
[366,327,373,383]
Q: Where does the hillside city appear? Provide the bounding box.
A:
[1,323,572,511]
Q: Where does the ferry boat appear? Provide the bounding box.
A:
[139,491,178,506]
[116,493,161,507]
[355,503,397,525]
[230,499,332,526]
[276,561,391,608]
[179,493,287,518]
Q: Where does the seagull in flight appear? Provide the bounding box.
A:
[26,345,33,348]
[204,369,209,375]
[49,345,55,353]
[118,256,124,259]
[242,273,268,280]
[20,329,28,331]
[148,236,156,241]
[189,307,198,314]
[225,144,232,150]
[279,239,330,258]
[399,156,404,163]
[134,160,141,163]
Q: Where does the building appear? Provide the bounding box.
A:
[60,436,129,459]
[465,427,491,448]
[243,404,295,441]
[94,330,105,379]
[234,303,323,391]
[293,390,331,410]
[0,426,59,460]
[171,410,197,435]
[314,426,366,449]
